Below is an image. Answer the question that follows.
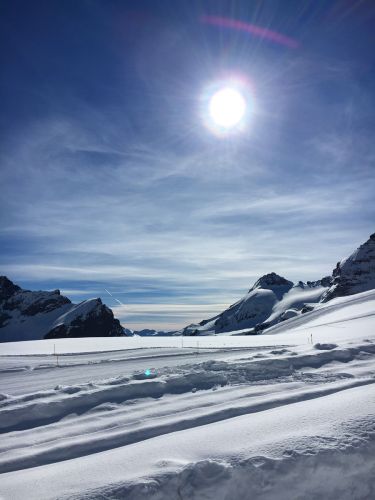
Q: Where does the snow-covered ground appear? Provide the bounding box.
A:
[1,290,375,499]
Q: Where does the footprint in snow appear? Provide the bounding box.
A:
[269,349,290,355]
[313,343,338,350]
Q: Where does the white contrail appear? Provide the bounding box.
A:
[104,288,124,306]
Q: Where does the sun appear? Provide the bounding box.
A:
[201,77,253,136]
[209,87,246,129]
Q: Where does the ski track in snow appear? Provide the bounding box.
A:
[0,290,375,499]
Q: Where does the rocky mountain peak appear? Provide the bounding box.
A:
[321,233,375,302]
[45,298,124,339]
[0,276,21,301]
[0,278,125,341]
[249,272,294,293]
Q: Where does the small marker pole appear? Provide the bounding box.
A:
[54,344,59,367]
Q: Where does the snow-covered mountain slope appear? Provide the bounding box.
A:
[322,233,375,302]
[131,328,177,337]
[181,234,375,336]
[182,273,328,335]
[0,290,375,500]
[265,288,375,336]
[0,277,124,342]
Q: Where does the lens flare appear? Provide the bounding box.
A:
[201,15,299,49]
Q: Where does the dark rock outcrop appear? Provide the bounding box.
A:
[249,272,293,292]
[45,299,124,338]
[5,290,71,316]
[0,277,125,341]
[249,272,294,300]
[0,277,71,325]
[321,233,375,302]
[0,276,21,301]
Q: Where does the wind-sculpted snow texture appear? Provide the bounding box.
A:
[0,289,375,499]
[0,277,124,342]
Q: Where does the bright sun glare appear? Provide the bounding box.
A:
[209,87,246,129]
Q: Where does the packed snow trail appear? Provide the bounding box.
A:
[1,384,375,500]
[0,289,375,499]
[0,347,265,396]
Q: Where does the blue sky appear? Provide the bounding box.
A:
[1,0,375,331]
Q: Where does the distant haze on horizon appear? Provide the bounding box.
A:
[1,0,375,331]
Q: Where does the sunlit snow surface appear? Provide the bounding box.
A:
[1,290,375,499]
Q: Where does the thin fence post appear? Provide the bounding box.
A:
[54,343,59,367]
